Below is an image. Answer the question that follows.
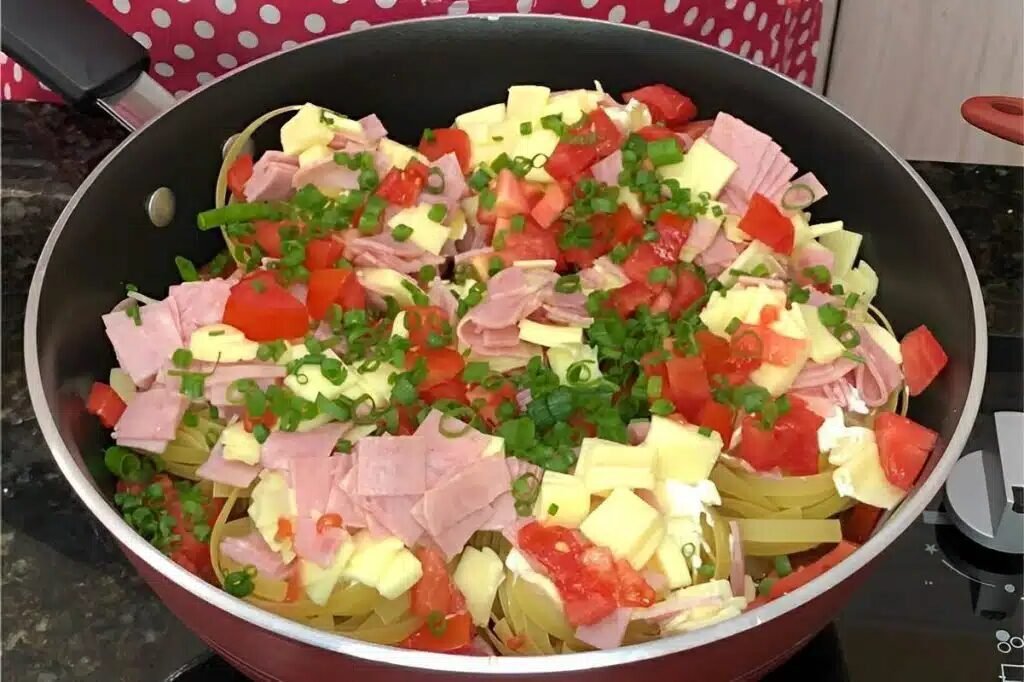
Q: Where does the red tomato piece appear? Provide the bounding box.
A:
[651,212,693,262]
[494,169,530,219]
[771,398,825,475]
[227,153,253,201]
[585,108,626,157]
[496,223,560,264]
[900,325,948,396]
[521,181,548,208]
[622,84,697,126]
[530,183,568,228]
[223,273,309,341]
[376,160,428,207]
[418,127,472,173]
[613,558,656,607]
[252,220,290,259]
[738,194,795,254]
[408,347,465,389]
[697,400,734,444]
[402,611,473,652]
[403,305,448,348]
[738,416,783,472]
[612,281,659,318]
[242,409,277,433]
[545,142,598,181]
[304,236,345,271]
[768,541,859,600]
[466,382,517,425]
[316,513,344,534]
[609,204,645,244]
[668,268,706,318]
[306,268,365,321]
[696,329,760,386]
[421,379,468,405]
[86,382,126,429]
[621,243,667,284]
[842,504,884,544]
[635,125,677,142]
[664,355,712,422]
[732,324,807,366]
[411,546,454,617]
[875,412,938,490]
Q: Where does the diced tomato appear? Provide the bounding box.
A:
[304,236,346,271]
[467,382,517,425]
[494,169,530,218]
[402,611,473,652]
[223,272,309,341]
[738,194,795,254]
[613,558,656,607]
[609,204,645,244]
[227,153,253,201]
[242,409,277,433]
[407,347,465,389]
[697,329,760,386]
[635,125,678,142]
[496,222,560,264]
[674,119,714,139]
[306,268,366,320]
[651,212,693,261]
[316,513,344,533]
[900,325,948,396]
[585,108,626,157]
[276,518,294,541]
[622,84,697,126]
[875,412,938,490]
[738,397,824,475]
[739,416,781,471]
[664,355,712,422]
[768,541,859,600]
[418,127,471,173]
[376,160,429,207]
[732,323,807,366]
[621,243,666,284]
[252,220,291,259]
[521,181,548,208]
[697,400,734,444]
[612,281,659,318]
[421,379,468,405]
[842,504,884,544]
[403,305,447,348]
[86,382,126,429]
[545,142,598,181]
[530,183,568,228]
[411,546,455,617]
[668,268,706,318]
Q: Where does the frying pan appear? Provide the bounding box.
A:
[7,1,987,679]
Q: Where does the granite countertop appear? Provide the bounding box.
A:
[2,102,1021,682]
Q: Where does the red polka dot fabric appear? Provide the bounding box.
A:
[0,0,822,103]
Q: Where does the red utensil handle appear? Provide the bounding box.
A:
[961,96,1024,145]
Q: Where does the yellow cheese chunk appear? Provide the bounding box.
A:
[800,303,845,364]
[377,138,427,170]
[280,346,357,404]
[618,187,645,218]
[301,541,357,606]
[455,102,507,130]
[715,240,784,287]
[108,367,136,403]
[645,416,723,484]
[512,259,558,270]
[533,471,590,528]
[574,438,657,493]
[547,343,601,385]
[699,285,787,339]
[391,311,409,339]
[356,268,421,307]
[518,319,584,348]
[453,547,505,626]
[377,549,423,600]
[448,208,467,242]
[809,220,845,240]
[665,517,706,571]
[650,537,692,590]
[506,85,551,120]
[512,128,560,183]
[220,421,261,466]
[791,213,814,250]
[658,138,738,199]
[829,427,905,509]
[838,261,879,306]
[387,204,450,255]
[481,435,505,457]
[342,532,405,587]
[459,121,492,145]
[655,479,722,520]
[248,471,297,563]
[352,362,401,408]
[189,323,259,363]
[470,140,506,168]
[298,144,333,168]
[580,488,664,569]
[818,229,863,278]
[280,103,335,156]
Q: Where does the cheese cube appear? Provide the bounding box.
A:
[618,187,645,218]
[459,121,493,145]
[750,348,809,396]
[505,549,562,606]
[715,240,784,287]
[189,323,259,362]
[220,421,261,466]
[547,344,601,385]
[829,427,905,509]
[533,471,591,528]
[301,541,357,606]
[377,549,423,600]
[809,220,845,240]
[455,102,507,130]
[343,532,405,587]
[280,103,335,156]
[665,517,706,571]
[470,141,506,168]
[646,416,723,484]
[838,261,879,306]
[507,85,551,120]
[281,347,357,404]
[575,438,657,493]
[699,285,787,339]
[818,229,863,278]
[519,319,584,348]
[512,128,560,183]
[650,537,692,590]
[580,488,664,569]
[791,213,814,249]
[655,479,722,520]
[658,138,738,199]
[541,95,584,129]
[298,144,333,168]
[248,471,297,562]
[453,547,505,626]
[387,204,450,255]
[800,303,845,364]
[481,435,505,457]
[377,138,427,170]
[350,362,400,408]
[448,208,468,242]
[863,322,901,363]
[356,268,422,307]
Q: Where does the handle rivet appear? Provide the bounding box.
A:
[146,187,175,227]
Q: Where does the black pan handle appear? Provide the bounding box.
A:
[1,0,174,129]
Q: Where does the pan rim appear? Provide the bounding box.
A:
[23,13,988,674]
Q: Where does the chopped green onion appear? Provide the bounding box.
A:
[182,411,199,428]
[648,266,671,285]
[391,224,413,242]
[422,128,436,143]
[336,439,353,454]
[223,568,255,598]
[817,304,846,329]
[104,446,141,480]
[426,610,447,636]
[845,292,861,308]
[509,215,526,232]
[725,317,742,335]
[540,113,567,136]
[757,577,776,596]
[698,426,713,437]
[547,503,560,516]
[830,283,846,295]
[519,121,533,135]
[787,284,810,305]
[803,265,831,285]
[698,563,716,579]
[427,204,447,223]
[418,264,437,284]
[424,167,446,195]
[774,555,793,577]
[125,302,142,326]
[681,543,697,558]
[179,373,206,401]
[172,348,193,369]
[175,256,199,282]
[554,274,581,294]
[479,188,497,210]
[646,138,684,167]
[565,361,593,385]
[834,323,861,349]
[843,350,865,363]
[642,230,660,242]
[468,168,491,191]
[650,398,675,416]
[252,423,270,444]
[197,202,283,230]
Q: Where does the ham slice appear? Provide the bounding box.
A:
[293,517,348,568]
[103,298,183,387]
[292,158,359,193]
[574,608,631,650]
[196,443,262,487]
[167,279,231,340]
[695,231,740,278]
[792,244,834,277]
[113,387,188,452]
[457,267,557,356]
[357,114,388,142]
[706,113,773,197]
[427,281,459,323]
[777,172,828,206]
[419,152,468,214]
[354,435,428,496]
[631,595,722,622]
[244,151,298,202]
[728,520,746,597]
[854,327,904,407]
[364,495,424,548]
[415,410,493,486]
[590,150,623,186]
[420,455,511,538]
[482,457,540,531]
[325,458,367,527]
[346,234,445,275]
[290,456,336,519]
[684,216,720,258]
[792,358,858,390]
[261,422,347,470]
[219,531,292,579]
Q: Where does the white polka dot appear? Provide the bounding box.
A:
[717,28,733,48]
[798,28,809,45]
[608,4,626,22]
[215,0,236,14]
[743,1,757,20]
[770,24,779,40]
[194,20,215,39]
[281,40,299,50]
[304,13,326,33]
[174,89,188,98]
[581,0,598,8]
[12,64,22,82]
[796,69,808,83]
[217,53,238,68]
[132,31,152,48]
[757,11,768,30]
[664,0,681,12]
[516,0,533,12]
[173,44,194,60]
[154,62,175,77]
[784,9,791,24]
[637,20,650,28]
[811,40,819,57]
[795,50,806,65]
[349,19,371,31]
[112,0,131,14]
[683,6,699,25]
[739,39,751,57]
[333,0,348,3]
[724,0,737,8]
[197,72,214,85]
[770,40,779,58]
[0,54,7,64]
[39,81,51,91]
[753,49,764,64]
[4,84,12,99]
[447,0,469,13]
[375,0,397,7]
[259,4,281,24]
[238,30,259,48]
[802,7,812,23]
[151,8,171,27]
[700,17,715,36]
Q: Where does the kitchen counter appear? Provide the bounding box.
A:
[2,102,1021,682]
